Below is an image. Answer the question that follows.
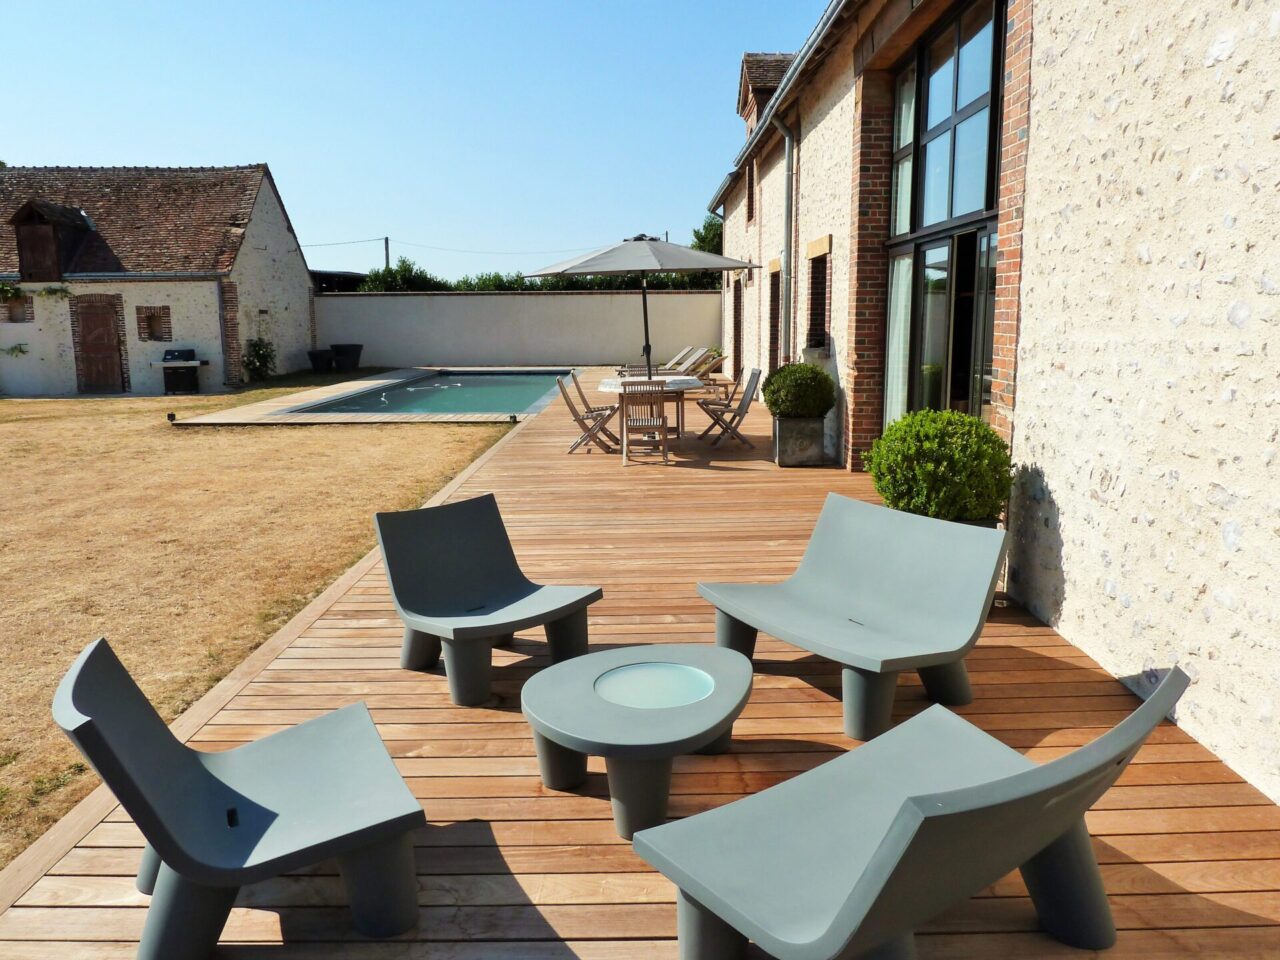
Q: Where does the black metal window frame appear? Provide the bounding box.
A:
[887,0,1005,250]
[806,253,831,351]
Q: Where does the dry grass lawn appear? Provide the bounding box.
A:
[0,372,508,868]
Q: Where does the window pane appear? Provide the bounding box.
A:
[892,156,913,235]
[951,108,989,216]
[884,255,913,427]
[894,66,916,149]
[921,131,951,226]
[971,232,998,422]
[957,2,994,109]
[926,31,955,129]
[917,243,950,411]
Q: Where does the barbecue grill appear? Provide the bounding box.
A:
[150,348,209,394]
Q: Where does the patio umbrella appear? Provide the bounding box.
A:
[526,235,758,378]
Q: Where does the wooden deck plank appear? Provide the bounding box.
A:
[1,367,1277,957]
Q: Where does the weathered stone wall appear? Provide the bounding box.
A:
[230,181,314,375]
[1010,0,1280,798]
[796,28,857,458]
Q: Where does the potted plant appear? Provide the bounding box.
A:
[864,409,1013,526]
[330,343,364,373]
[762,362,836,467]
[307,348,335,374]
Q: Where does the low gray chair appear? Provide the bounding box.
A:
[700,492,1007,740]
[53,639,425,960]
[635,668,1189,960]
[375,493,603,705]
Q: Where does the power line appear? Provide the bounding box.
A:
[301,236,607,256]
[300,237,385,248]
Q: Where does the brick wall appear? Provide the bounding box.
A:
[990,0,1033,443]
[219,278,243,386]
[4,296,34,324]
[68,293,129,393]
[844,70,894,469]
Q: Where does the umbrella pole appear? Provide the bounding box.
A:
[641,271,653,379]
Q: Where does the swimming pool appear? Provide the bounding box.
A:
[299,370,568,416]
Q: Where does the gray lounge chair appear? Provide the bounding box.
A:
[375,493,603,705]
[699,493,1007,740]
[53,639,424,960]
[634,667,1190,960]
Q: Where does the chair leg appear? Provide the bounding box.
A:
[676,888,747,960]
[137,863,237,960]
[918,660,973,705]
[339,832,420,938]
[605,755,673,839]
[714,609,757,659]
[545,608,589,662]
[1020,818,1117,950]
[136,842,161,895]
[842,667,900,740]
[533,730,588,790]
[441,638,493,706]
[400,628,441,671]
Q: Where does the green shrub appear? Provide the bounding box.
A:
[242,337,277,382]
[762,363,836,419]
[865,409,1013,521]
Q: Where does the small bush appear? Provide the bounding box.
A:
[865,409,1013,521]
[762,363,836,419]
[243,337,277,382]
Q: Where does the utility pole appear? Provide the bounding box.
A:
[384,237,390,269]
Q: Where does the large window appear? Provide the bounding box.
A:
[883,0,1003,424]
[889,0,998,237]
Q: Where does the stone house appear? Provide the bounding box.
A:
[713,0,1280,800]
[0,165,314,395]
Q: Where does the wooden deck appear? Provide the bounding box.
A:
[2,368,1278,958]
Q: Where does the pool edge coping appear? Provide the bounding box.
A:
[174,366,581,426]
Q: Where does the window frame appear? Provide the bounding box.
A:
[746,161,757,223]
[805,253,831,352]
[890,0,1003,247]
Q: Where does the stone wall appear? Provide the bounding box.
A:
[0,279,225,395]
[1009,0,1280,799]
[230,181,314,375]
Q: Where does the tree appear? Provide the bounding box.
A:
[357,257,452,292]
[691,213,723,256]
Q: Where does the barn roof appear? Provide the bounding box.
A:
[0,165,270,275]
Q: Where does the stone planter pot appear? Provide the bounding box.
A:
[330,343,363,373]
[307,349,334,374]
[772,416,826,467]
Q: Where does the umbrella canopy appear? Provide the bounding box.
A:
[527,235,758,378]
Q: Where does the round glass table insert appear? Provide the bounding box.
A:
[593,662,716,709]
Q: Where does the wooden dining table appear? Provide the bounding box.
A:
[596,375,707,437]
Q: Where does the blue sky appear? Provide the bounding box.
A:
[7,1,825,278]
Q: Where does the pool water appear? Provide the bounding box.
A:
[303,371,567,415]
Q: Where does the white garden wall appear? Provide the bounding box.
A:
[314,291,723,367]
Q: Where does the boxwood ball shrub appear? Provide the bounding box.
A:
[762,363,837,419]
[865,409,1013,522]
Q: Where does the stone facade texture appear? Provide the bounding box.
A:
[1008,0,1280,800]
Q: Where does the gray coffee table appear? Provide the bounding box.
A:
[520,643,754,838]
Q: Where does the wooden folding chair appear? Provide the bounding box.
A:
[558,377,617,454]
[698,368,761,447]
[620,379,670,465]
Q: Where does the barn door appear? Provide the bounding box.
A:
[78,302,124,393]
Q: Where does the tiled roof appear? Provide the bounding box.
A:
[742,53,795,92]
[0,165,268,275]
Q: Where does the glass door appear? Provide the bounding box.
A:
[913,241,951,411]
